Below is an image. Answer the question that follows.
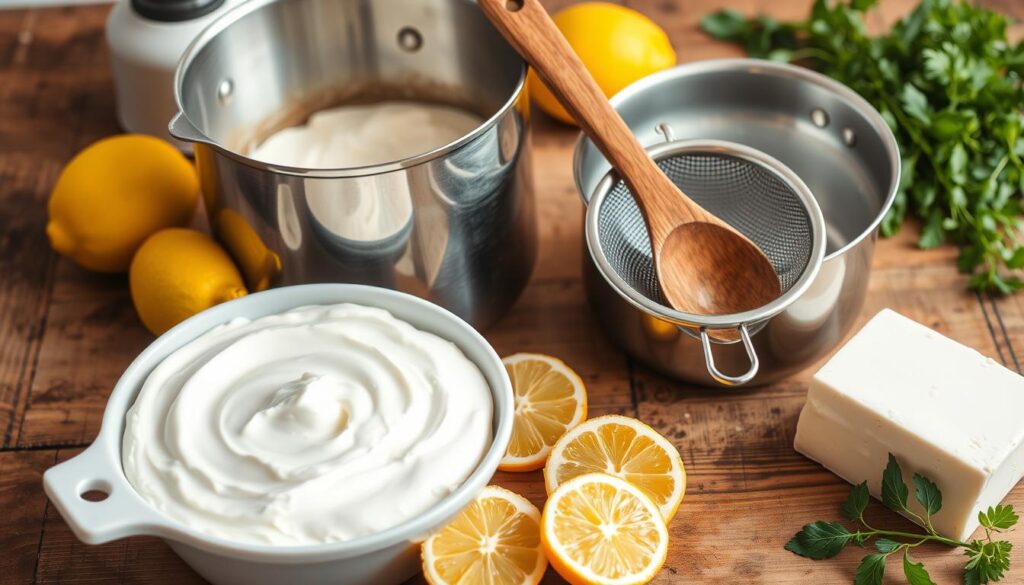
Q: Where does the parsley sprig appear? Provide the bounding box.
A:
[785,454,1018,584]
[701,0,1024,294]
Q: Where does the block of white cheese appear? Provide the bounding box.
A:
[794,309,1024,541]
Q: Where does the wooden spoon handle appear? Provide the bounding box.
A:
[478,0,706,228]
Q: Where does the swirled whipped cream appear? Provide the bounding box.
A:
[122,303,492,546]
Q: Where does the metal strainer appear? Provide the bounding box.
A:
[585,125,826,385]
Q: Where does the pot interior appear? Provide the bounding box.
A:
[177,0,523,153]
[576,61,899,257]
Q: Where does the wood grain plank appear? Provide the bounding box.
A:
[991,292,1024,374]
[1,3,122,449]
[16,269,150,447]
[34,449,206,585]
[0,9,29,67]
[0,5,116,154]
[0,5,109,72]
[0,154,59,449]
[0,449,56,585]
[0,6,92,450]
[522,118,587,283]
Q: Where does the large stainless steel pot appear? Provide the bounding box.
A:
[170,0,535,329]
[576,59,900,387]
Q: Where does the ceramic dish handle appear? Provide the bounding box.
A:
[43,442,169,544]
[700,325,759,386]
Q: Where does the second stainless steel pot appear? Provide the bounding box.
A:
[576,59,900,387]
[170,0,535,329]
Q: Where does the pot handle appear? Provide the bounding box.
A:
[700,324,759,386]
[43,442,170,544]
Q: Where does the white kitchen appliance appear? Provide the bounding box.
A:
[106,0,240,150]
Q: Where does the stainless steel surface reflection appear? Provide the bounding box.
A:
[172,0,536,328]
[575,60,900,387]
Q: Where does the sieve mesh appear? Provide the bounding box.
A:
[593,149,815,317]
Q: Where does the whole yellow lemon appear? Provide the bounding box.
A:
[130,228,247,335]
[47,134,198,272]
[529,2,676,125]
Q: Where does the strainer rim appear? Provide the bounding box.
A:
[584,139,827,329]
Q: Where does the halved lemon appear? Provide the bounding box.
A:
[499,353,587,472]
[542,473,669,585]
[545,415,685,520]
[422,485,548,585]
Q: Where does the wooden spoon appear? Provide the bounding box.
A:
[480,0,781,316]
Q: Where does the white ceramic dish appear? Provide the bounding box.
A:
[43,284,514,585]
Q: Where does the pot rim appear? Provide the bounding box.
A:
[171,0,528,179]
[572,58,901,262]
[43,284,514,563]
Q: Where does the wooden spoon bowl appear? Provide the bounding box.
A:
[659,223,780,315]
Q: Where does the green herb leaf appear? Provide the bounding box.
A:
[702,0,1024,294]
[950,144,969,185]
[875,538,902,553]
[913,474,942,516]
[700,10,748,40]
[923,48,952,84]
[849,0,877,11]
[964,566,981,585]
[979,505,1019,531]
[901,83,931,124]
[785,521,856,560]
[1006,248,1024,270]
[919,209,946,249]
[931,110,965,141]
[881,454,909,513]
[904,550,937,585]
[843,481,871,521]
[855,553,888,585]
[964,540,1013,582]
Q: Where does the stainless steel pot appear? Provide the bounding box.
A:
[575,59,900,387]
[170,0,535,329]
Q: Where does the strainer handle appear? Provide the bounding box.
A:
[699,325,759,386]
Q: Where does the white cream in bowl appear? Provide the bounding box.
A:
[122,303,492,546]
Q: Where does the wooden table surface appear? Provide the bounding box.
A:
[2,1,1024,583]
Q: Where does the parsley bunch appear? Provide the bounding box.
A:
[785,454,1018,584]
[701,0,1024,293]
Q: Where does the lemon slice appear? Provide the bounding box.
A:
[422,485,548,585]
[545,415,685,520]
[542,473,669,585]
[499,353,587,472]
